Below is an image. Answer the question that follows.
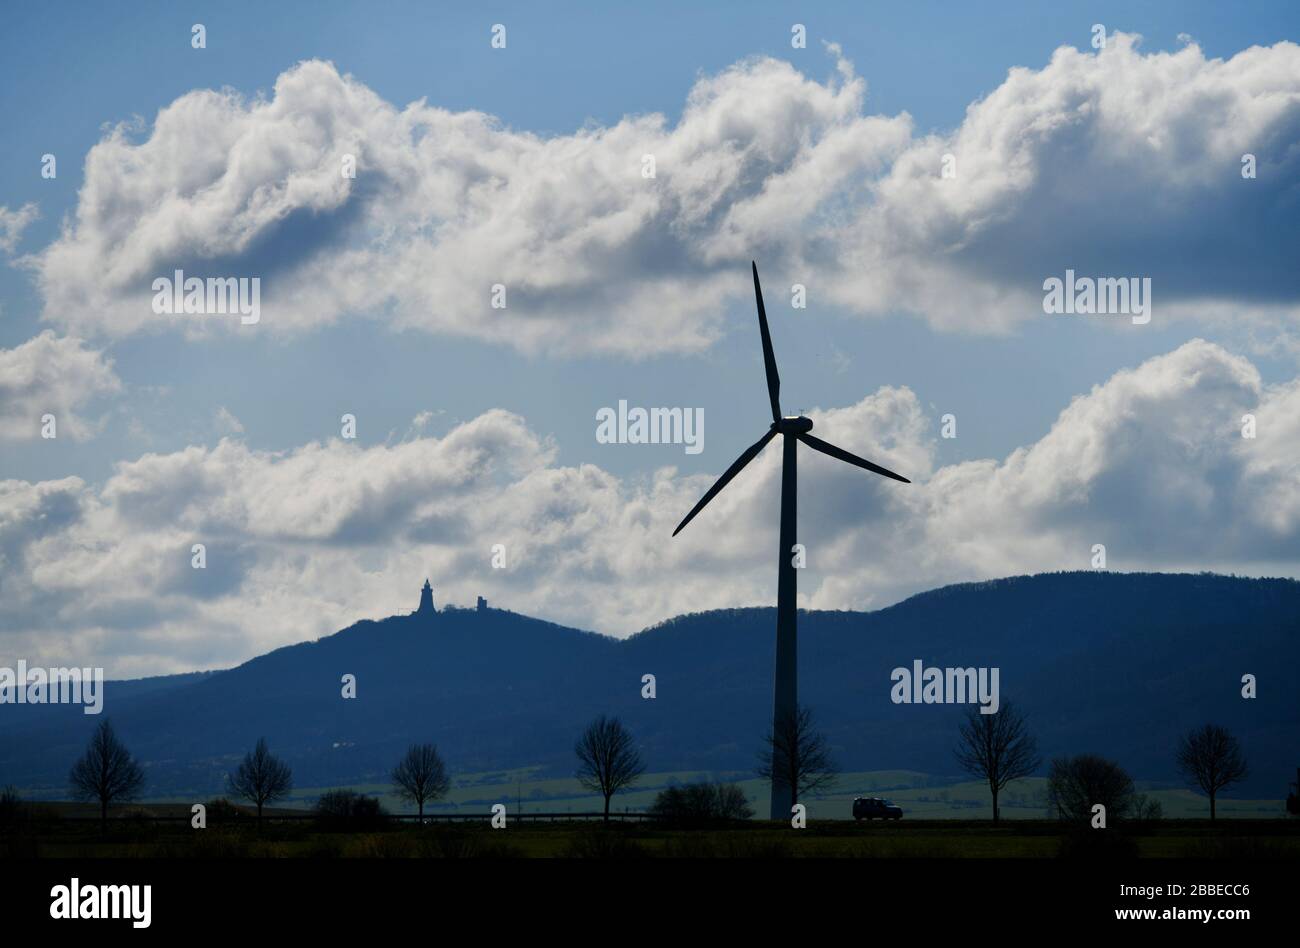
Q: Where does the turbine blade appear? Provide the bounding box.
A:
[799,432,911,483]
[673,429,777,536]
[752,261,781,423]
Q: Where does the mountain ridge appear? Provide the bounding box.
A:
[1,571,1296,799]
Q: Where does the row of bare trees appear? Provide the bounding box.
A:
[62,711,825,827]
[65,721,295,830]
[66,720,454,828]
[64,707,1252,827]
[224,739,451,822]
[953,701,1250,821]
[222,739,454,822]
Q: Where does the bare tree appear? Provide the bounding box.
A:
[756,704,837,812]
[953,700,1040,822]
[392,743,451,821]
[1176,723,1248,820]
[228,737,293,824]
[1047,754,1135,823]
[68,719,145,833]
[575,715,645,821]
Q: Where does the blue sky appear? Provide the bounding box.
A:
[2,1,1299,675]
[3,0,1297,482]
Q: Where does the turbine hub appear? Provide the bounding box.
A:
[774,415,813,434]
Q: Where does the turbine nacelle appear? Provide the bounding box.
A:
[774,415,814,435]
[670,262,909,540]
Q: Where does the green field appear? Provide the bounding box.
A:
[14,767,1288,833]
[5,812,1298,860]
[6,765,1296,859]
[160,767,1282,822]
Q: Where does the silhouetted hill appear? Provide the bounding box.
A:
[1,573,1296,799]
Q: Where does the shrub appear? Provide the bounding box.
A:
[649,781,755,825]
[203,797,244,823]
[1132,793,1163,823]
[1047,754,1136,823]
[0,786,28,830]
[314,790,388,830]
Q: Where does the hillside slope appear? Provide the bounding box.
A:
[1,572,1295,798]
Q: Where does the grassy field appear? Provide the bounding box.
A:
[18,766,1287,821]
[132,767,1284,822]
[4,813,1298,860]
[5,766,1295,859]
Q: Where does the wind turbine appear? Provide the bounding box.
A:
[673,261,910,821]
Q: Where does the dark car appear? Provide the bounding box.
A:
[853,797,903,821]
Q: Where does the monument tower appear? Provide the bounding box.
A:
[416,579,436,615]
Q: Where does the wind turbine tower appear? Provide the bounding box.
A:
[674,262,910,820]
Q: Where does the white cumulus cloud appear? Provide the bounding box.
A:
[0,332,121,440]
[1,339,1297,676]
[0,204,39,254]
[30,36,1300,352]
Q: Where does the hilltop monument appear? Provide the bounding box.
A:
[416,579,436,615]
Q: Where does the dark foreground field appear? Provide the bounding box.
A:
[5,815,1298,859]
